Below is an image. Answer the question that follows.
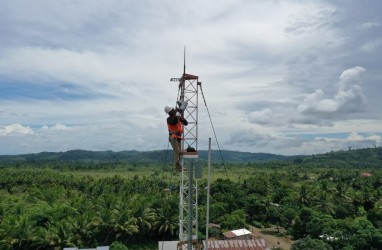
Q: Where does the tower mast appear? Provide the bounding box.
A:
[171,49,201,249]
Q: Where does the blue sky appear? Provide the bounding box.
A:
[1,0,382,155]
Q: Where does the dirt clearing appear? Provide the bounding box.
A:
[250,226,293,250]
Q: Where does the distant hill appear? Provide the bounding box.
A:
[0,149,296,165]
[299,147,382,168]
[0,147,381,167]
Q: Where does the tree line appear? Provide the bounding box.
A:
[0,149,298,165]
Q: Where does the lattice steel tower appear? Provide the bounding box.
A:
[170,55,201,249]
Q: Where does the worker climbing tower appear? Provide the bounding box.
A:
[170,50,201,249]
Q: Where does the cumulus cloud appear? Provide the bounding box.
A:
[343,132,381,149]
[248,66,367,127]
[0,124,34,136]
[297,85,365,116]
[248,109,275,125]
[347,132,381,144]
[338,66,365,89]
[296,66,366,121]
[347,132,364,141]
[248,107,292,127]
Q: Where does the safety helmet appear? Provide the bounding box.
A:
[164,105,174,114]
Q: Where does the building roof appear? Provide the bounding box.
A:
[158,241,179,250]
[159,236,270,250]
[209,223,222,228]
[224,228,252,238]
[204,238,270,250]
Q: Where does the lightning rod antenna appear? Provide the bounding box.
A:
[183,46,186,76]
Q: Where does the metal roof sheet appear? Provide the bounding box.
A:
[231,228,252,236]
[204,238,271,250]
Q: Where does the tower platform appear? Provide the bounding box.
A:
[181,151,198,158]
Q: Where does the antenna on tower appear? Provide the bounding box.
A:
[183,46,186,76]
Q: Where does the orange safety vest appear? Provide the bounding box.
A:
[168,117,183,139]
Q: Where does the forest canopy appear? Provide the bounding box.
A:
[1,147,382,249]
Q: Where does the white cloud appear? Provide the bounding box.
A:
[347,132,364,141]
[296,66,366,119]
[0,124,34,136]
[343,132,382,149]
[346,132,381,144]
[0,1,382,155]
[248,66,367,128]
[339,66,365,90]
[297,89,325,113]
[42,123,70,131]
[248,107,292,127]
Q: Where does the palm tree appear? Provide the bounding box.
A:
[114,201,138,239]
[314,191,335,216]
[334,182,351,203]
[72,213,97,247]
[135,207,156,241]
[114,216,139,241]
[154,208,178,240]
[297,184,311,207]
[44,221,77,250]
[92,207,118,244]
[5,217,45,250]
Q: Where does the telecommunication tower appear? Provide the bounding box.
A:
[170,51,201,249]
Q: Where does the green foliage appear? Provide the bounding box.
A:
[1,147,382,249]
[251,221,263,229]
[291,237,332,250]
[346,217,382,250]
[110,241,129,250]
[219,209,247,229]
[0,168,173,249]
